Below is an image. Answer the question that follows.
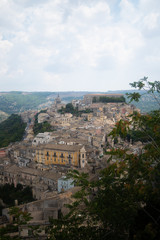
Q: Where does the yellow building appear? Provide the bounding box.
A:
[35,144,87,168]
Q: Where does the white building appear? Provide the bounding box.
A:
[32,132,53,146]
[58,176,74,193]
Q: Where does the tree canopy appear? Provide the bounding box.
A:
[0,114,26,147]
[93,95,126,103]
[58,103,93,116]
[0,183,35,215]
[33,111,55,135]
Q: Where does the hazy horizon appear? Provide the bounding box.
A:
[0,89,139,93]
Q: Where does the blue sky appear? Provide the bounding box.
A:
[0,0,160,91]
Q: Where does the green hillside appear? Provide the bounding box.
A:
[129,93,160,113]
[0,111,9,123]
[107,90,160,113]
[0,114,26,147]
[0,91,159,117]
[0,92,53,114]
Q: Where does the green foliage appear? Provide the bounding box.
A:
[0,111,9,123]
[58,103,93,116]
[33,121,54,135]
[0,183,35,215]
[0,114,26,147]
[93,96,126,103]
[0,207,32,240]
[0,206,42,240]
[8,206,32,225]
[0,223,20,240]
[129,111,160,144]
[33,111,55,135]
[126,92,141,102]
[28,224,42,239]
[58,103,75,115]
[66,103,75,112]
[0,92,52,114]
[126,77,160,108]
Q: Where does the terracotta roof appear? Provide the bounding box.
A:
[37,144,83,152]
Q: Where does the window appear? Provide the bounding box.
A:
[68,154,72,159]
[46,151,49,156]
[58,209,62,219]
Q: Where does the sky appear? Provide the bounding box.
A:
[0,0,160,92]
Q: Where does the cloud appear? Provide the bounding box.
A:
[0,0,160,91]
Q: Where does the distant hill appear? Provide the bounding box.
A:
[0,91,92,116]
[0,91,93,119]
[0,91,159,121]
[107,90,160,113]
[0,92,54,114]
[0,110,9,122]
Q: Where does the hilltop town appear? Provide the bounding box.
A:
[0,93,142,237]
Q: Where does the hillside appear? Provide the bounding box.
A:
[0,114,26,147]
[0,91,159,121]
[0,111,9,122]
[108,90,160,113]
[0,92,53,114]
[131,93,160,113]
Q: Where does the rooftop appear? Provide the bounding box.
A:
[36,144,84,152]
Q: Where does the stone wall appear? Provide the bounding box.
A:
[3,188,79,223]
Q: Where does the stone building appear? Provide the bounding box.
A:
[0,164,61,199]
[32,132,53,146]
[35,144,87,168]
[54,94,61,105]
[2,187,79,234]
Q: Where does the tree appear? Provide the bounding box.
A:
[0,184,35,215]
[8,207,32,225]
[47,78,160,240]
[0,114,26,147]
[33,111,54,135]
[0,207,32,240]
[65,103,75,112]
[126,76,160,107]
